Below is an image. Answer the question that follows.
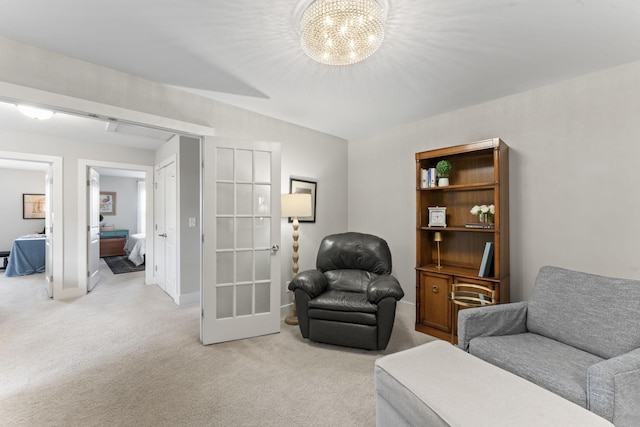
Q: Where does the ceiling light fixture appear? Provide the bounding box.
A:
[294,0,388,66]
[16,104,55,120]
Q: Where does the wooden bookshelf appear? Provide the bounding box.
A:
[415,138,510,342]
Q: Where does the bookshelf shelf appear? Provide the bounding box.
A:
[415,138,510,343]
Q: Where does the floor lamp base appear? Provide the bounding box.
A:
[284,314,299,325]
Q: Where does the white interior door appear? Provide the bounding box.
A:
[154,166,166,291]
[154,159,177,300]
[202,137,281,345]
[87,168,101,291]
[45,164,54,297]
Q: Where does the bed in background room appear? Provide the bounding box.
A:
[124,233,146,266]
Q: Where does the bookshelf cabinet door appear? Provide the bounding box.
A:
[419,272,452,333]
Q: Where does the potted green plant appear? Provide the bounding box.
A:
[436,160,452,186]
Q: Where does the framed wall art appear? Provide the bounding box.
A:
[23,193,46,219]
[289,178,317,223]
[100,191,117,215]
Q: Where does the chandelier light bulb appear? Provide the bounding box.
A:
[297,0,388,66]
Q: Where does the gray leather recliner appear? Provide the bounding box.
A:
[288,232,404,350]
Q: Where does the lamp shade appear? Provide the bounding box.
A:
[281,193,312,218]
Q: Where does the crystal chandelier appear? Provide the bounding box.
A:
[295,0,388,66]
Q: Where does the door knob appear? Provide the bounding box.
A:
[158,233,167,237]
[271,244,280,252]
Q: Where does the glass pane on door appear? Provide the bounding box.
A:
[214,146,272,322]
[254,151,271,183]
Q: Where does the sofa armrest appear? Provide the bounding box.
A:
[367,275,404,303]
[457,301,529,351]
[587,347,640,425]
[287,270,327,299]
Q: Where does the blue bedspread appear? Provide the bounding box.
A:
[5,236,45,277]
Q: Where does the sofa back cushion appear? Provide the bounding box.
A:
[527,266,640,359]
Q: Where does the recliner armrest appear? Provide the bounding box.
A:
[588,347,640,425]
[287,270,327,299]
[457,302,528,351]
[367,275,404,303]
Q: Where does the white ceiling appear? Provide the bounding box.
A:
[0,100,172,151]
[1,0,640,141]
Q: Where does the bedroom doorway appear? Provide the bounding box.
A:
[0,152,63,298]
[81,161,153,293]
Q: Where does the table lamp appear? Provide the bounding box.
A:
[434,231,443,269]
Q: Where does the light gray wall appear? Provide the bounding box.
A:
[0,168,46,249]
[99,175,139,233]
[208,107,349,309]
[348,60,640,304]
[0,37,348,308]
[179,136,201,301]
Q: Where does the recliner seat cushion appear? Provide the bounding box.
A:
[469,332,604,407]
[308,290,377,313]
[308,308,377,325]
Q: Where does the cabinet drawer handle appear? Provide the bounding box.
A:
[432,285,439,293]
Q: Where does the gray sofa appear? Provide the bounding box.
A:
[458,266,640,426]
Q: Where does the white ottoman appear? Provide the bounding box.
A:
[374,340,614,427]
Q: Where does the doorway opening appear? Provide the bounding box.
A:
[0,153,63,298]
[80,160,154,295]
[87,165,151,292]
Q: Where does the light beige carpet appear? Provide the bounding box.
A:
[0,263,434,427]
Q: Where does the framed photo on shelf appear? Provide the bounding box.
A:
[100,191,117,215]
[428,206,447,227]
[289,178,317,223]
[23,194,45,219]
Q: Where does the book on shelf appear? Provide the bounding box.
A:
[478,242,494,277]
[428,167,436,187]
[420,168,438,188]
[465,222,495,229]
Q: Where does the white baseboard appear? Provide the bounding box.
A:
[179,291,200,305]
[280,303,293,318]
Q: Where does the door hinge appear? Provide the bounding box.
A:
[201,308,204,318]
[155,265,158,272]
[87,271,90,278]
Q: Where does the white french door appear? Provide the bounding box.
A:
[201,137,281,345]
